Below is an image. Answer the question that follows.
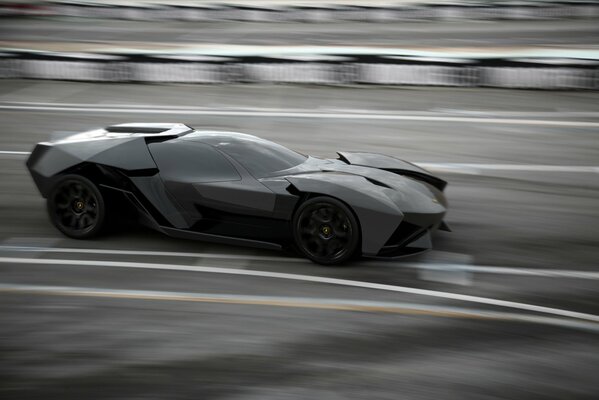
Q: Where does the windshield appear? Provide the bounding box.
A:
[213,137,307,178]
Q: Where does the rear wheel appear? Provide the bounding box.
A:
[47,174,106,239]
[293,196,360,265]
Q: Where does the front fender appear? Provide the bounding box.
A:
[337,151,447,191]
[286,173,403,256]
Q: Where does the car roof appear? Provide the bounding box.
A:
[182,130,264,143]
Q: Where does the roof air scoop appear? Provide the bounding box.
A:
[105,123,193,137]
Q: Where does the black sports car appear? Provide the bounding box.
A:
[26,123,449,265]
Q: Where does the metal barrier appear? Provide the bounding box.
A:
[1,1,599,21]
[1,51,597,89]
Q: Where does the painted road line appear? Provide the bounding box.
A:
[0,256,598,323]
[1,283,597,332]
[376,262,599,280]
[430,109,599,118]
[1,103,599,127]
[0,245,305,263]
[8,102,599,118]
[0,150,31,155]
[2,245,599,280]
[417,163,599,174]
[406,264,599,279]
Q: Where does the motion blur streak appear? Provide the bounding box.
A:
[1,103,598,127]
[2,1,599,396]
[2,257,598,322]
[1,283,598,333]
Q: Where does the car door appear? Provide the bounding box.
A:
[148,139,277,224]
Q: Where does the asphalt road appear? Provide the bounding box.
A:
[1,17,598,48]
[1,80,598,399]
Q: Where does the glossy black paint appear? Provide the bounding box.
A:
[27,123,449,258]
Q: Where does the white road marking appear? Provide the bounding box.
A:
[430,109,599,118]
[8,102,599,118]
[0,256,598,323]
[1,103,598,127]
[1,151,597,174]
[0,150,31,155]
[0,245,305,263]
[417,163,599,174]
[2,245,599,280]
[399,262,599,280]
[1,283,597,332]
[418,268,473,286]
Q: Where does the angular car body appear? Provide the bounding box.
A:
[26,123,449,264]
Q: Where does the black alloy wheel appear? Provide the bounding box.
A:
[47,175,106,239]
[293,196,360,265]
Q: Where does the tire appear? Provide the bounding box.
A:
[47,174,107,239]
[292,196,360,265]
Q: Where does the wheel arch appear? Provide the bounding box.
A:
[46,173,108,239]
[40,162,129,196]
[285,174,404,256]
[288,188,363,254]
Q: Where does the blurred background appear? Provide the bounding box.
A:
[1,1,599,399]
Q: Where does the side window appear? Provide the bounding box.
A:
[149,141,240,183]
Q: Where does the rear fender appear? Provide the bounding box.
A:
[27,137,158,197]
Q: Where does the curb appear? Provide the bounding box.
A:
[1,51,597,89]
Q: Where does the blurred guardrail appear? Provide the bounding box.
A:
[1,49,597,89]
[1,1,599,21]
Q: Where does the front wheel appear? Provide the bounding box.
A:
[292,196,360,265]
[47,174,107,239]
